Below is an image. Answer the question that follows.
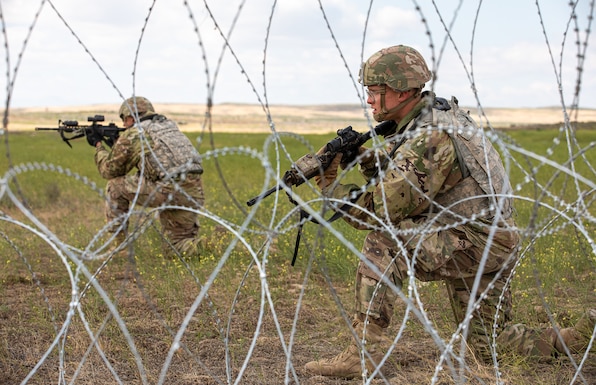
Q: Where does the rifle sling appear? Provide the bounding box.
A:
[291,208,316,266]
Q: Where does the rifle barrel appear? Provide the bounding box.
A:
[246,184,283,206]
[35,127,78,132]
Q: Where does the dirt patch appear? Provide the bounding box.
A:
[0,256,594,385]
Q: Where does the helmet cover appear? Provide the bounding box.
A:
[359,45,431,91]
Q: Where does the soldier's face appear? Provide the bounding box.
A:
[366,86,384,104]
[367,86,402,119]
[122,116,135,128]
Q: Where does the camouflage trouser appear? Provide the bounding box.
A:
[105,173,204,254]
[354,216,564,360]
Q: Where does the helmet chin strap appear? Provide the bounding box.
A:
[373,87,420,122]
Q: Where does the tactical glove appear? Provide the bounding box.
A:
[85,129,103,147]
[340,146,374,170]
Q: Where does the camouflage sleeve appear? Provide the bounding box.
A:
[330,130,457,227]
[358,151,388,181]
[94,129,140,180]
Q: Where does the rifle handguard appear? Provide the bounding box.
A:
[292,153,322,181]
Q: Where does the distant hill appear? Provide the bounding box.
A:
[5,103,596,133]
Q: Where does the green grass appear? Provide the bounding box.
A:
[501,129,596,318]
[1,128,594,293]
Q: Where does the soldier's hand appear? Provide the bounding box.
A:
[85,129,103,147]
[314,152,343,192]
[340,146,374,169]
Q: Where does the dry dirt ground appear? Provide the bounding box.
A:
[1,248,594,385]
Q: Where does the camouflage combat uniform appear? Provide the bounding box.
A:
[326,94,589,361]
[95,110,204,256]
[303,46,594,379]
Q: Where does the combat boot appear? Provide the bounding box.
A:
[552,309,596,354]
[304,319,387,379]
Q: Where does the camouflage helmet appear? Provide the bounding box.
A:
[359,45,431,91]
[119,96,156,120]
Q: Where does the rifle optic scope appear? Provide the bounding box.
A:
[88,114,105,122]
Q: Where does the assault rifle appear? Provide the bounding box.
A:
[35,115,125,148]
[246,119,397,207]
[247,119,397,266]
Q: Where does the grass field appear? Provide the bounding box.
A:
[0,126,594,384]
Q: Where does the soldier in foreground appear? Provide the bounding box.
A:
[86,96,204,257]
[304,45,595,378]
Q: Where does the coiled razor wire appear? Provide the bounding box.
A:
[0,1,595,385]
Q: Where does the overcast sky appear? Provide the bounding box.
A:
[1,0,595,109]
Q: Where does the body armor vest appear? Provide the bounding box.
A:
[424,97,513,221]
[141,115,203,182]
